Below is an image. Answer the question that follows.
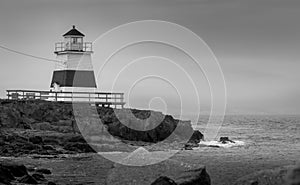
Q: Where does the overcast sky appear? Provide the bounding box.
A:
[0,0,300,115]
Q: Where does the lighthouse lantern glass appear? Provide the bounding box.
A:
[64,36,83,51]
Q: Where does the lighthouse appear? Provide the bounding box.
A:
[6,25,124,107]
[50,25,97,94]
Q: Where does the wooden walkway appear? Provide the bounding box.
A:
[6,90,125,108]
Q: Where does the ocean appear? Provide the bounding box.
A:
[185,115,300,184]
[193,115,300,150]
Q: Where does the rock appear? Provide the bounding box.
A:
[27,167,35,172]
[42,145,55,150]
[219,137,235,144]
[63,142,95,153]
[32,173,45,181]
[184,142,199,149]
[48,182,57,185]
[0,165,15,184]
[43,138,60,145]
[21,143,42,151]
[0,161,52,185]
[32,154,58,159]
[31,122,53,131]
[29,136,43,144]
[184,142,200,150]
[0,162,28,177]
[0,100,195,148]
[106,159,210,185]
[176,166,211,185]
[67,135,86,143]
[233,166,292,185]
[105,109,191,144]
[0,180,12,185]
[18,174,38,184]
[207,145,220,148]
[188,130,204,144]
[285,163,300,185]
[151,176,177,185]
[250,180,259,185]
[35,168,52,175]
[184,145,194,150]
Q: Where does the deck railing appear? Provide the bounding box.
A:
[6,90,125,108]
[55,42,93,53]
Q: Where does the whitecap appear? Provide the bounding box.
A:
[199,140,245,148]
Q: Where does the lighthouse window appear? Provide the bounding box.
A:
[64,37,71,43]
[71,38,77,44]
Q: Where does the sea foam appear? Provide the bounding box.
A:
[199,140,245,148]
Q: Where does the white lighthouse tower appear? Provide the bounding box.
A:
[51,25,97,95]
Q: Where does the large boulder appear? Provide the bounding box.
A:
[0,161,54,184]
[219,137,235,144]
[104,110,194,144]
[0,162,28,177]
[188,130,204,144]
[105,110,178,143]
[106,159,210,185]
[151,176,177,185]
[0,161,29,184]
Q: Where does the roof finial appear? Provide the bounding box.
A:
[72,25,75,29]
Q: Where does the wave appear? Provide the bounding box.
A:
[199,140,245,148]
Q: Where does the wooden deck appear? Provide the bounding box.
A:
[6,90,125,108]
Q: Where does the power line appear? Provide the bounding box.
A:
[0,44,63,63]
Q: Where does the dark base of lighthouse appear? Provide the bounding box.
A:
[50,70,97,88]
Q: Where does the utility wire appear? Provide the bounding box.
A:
[0,44,63,63]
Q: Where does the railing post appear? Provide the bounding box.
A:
[55,92,57,101]
[121,93,124,109]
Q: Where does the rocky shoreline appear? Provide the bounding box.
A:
[0,100,208,184]
[0,99,204,156]
[1,100,298,185]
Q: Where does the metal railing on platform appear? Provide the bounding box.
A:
[55,42,93,52]
[6,90,125,108]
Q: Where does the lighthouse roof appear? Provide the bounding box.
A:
[63,25,85,37]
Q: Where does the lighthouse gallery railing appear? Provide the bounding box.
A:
[55,42,93,52]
